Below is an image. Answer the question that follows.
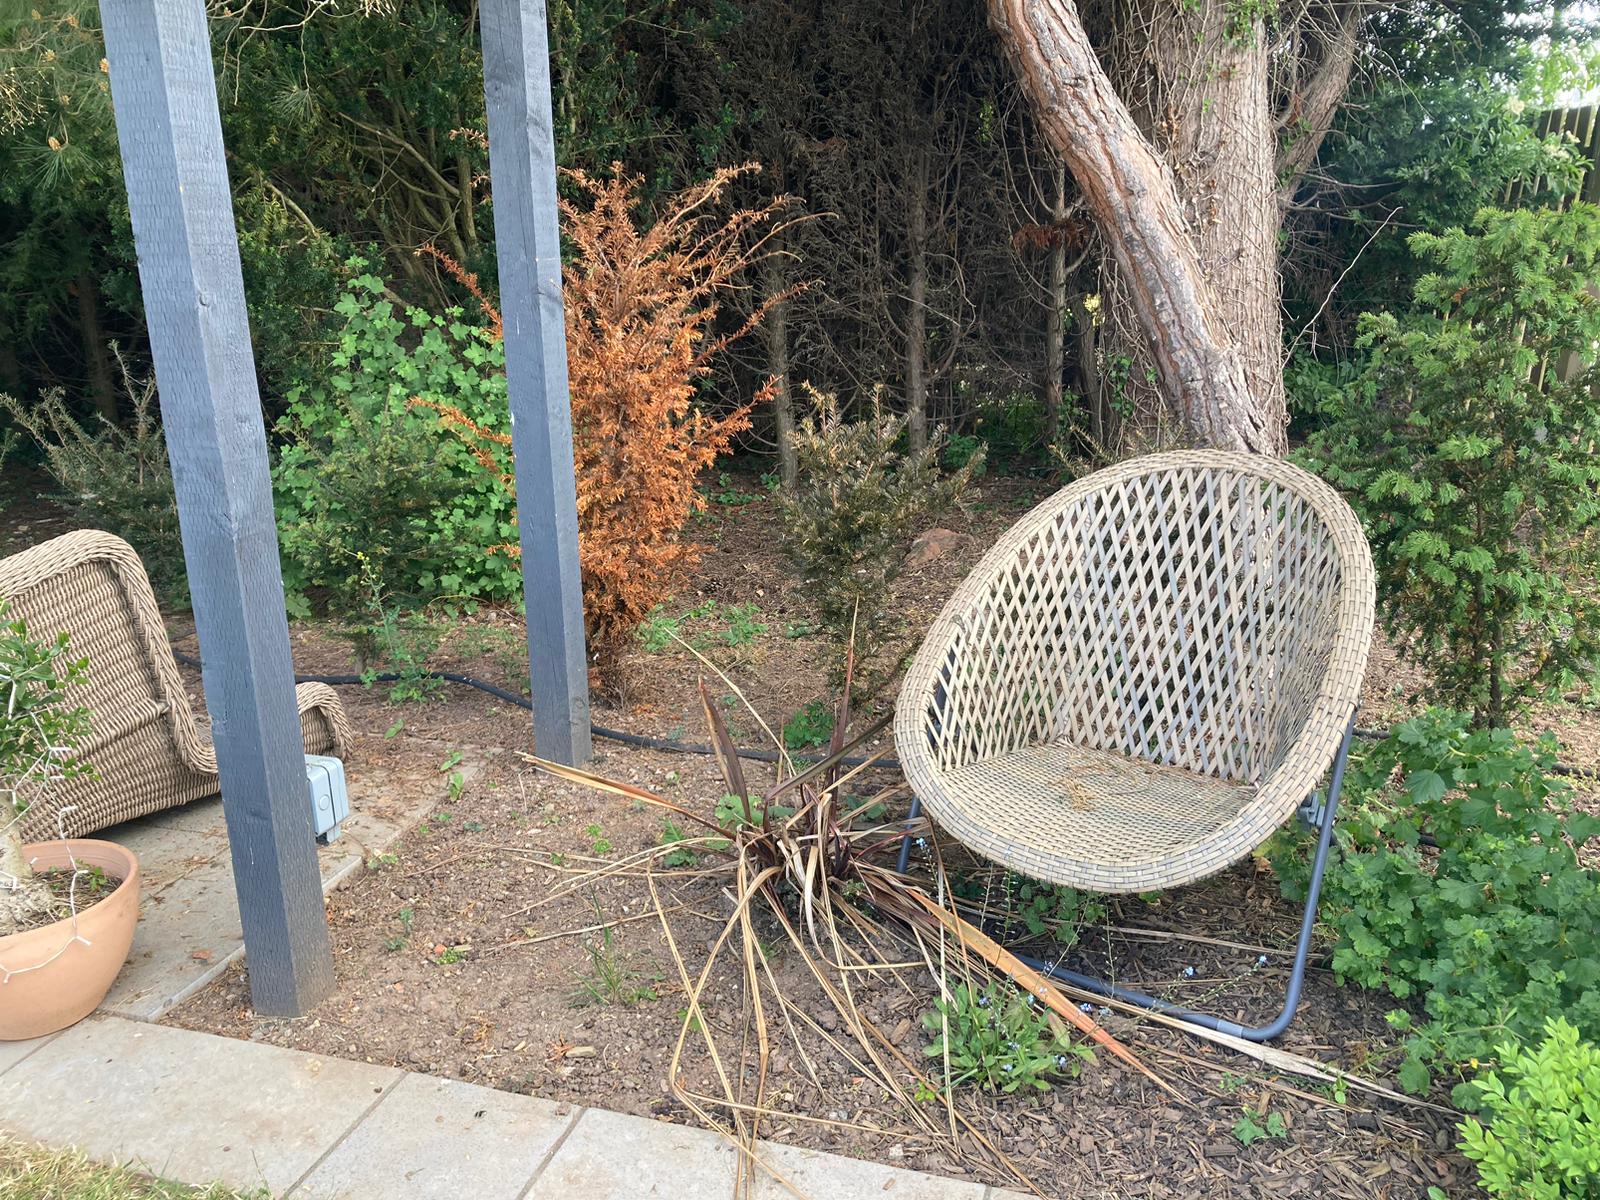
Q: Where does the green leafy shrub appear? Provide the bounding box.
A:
[942,432,985,475]
[922,980,1091,1094]
[781,699,835,750]
[0,355,186,605]
[1300,204,1600,726]
[1458,1018,1600,1199]
[778,388,979,685]
[1265,710,1600,1099]
[974,391,1056,472]
[271,266,519,618]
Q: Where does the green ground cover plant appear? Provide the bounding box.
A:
[1266,710,1600,1101]
[922,980,1093,1094]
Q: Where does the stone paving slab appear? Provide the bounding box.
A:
[0,1017,399,1194]
[0,1015,1009,1199]
[289,1072,576,1200]
[0,1031,56,1076]
[758,1137,992,1199]
[533,1106,989,1200]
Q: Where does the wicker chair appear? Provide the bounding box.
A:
[0,530,353,842]
[895,450,1375,1038]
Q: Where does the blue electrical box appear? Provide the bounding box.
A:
[305,755,351,844]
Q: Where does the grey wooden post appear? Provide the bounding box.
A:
[479,0,593,765]
[100,0,334,1016]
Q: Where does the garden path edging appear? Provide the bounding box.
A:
[0,1015,1028,1199]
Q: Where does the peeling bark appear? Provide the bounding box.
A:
[987,0,1277,453]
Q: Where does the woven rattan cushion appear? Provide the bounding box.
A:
[894,450,1375,893]
[0,530,353,841]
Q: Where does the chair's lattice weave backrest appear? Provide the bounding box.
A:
[919,452,1371,784]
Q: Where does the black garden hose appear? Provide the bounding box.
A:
[171,650,1600,781]
[171,650,898,770]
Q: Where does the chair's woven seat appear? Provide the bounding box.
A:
[941,740,1258,892]
[895,450,1375,894]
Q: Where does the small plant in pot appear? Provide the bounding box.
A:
[0,602,140,1040]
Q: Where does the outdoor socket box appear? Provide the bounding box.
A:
[305,755,350,844]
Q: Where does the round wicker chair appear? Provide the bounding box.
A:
[895,450,1375,897]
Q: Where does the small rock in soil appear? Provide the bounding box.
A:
[905,528,971,569]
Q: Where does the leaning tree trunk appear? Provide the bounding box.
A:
[1096,0,1286,452]
[987,0,1278,453]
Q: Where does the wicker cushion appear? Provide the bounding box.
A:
[895,450,1375,894]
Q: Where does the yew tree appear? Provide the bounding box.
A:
[988,0,1368,453]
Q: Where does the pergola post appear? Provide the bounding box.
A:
[100,0,334,1015]
[479,0,593,766]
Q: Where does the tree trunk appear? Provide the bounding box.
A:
[457,152,479,254]
[905,147,930,454]
[75,273,117,424]
[1070,292,1104,448]
[1098,0,1286,450]
[986,0,1277,453]
[762,245,798,486]
[1043,163,1069,439]
[0,827,53,938]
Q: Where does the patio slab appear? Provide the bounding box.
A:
[533,1106,990,1200]
[0,1017,399,1194]
[0,1031,57,1077]
[289,1072,575,1200]
[0,1015,1011,1199]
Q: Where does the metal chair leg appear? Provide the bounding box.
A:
[897,795,923,873]
[900,717,1357,1042]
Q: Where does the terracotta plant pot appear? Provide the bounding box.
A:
[0,839,140,1040]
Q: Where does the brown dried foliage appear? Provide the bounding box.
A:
[424,164,794,664]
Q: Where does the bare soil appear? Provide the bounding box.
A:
[12,469,1593,1197]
